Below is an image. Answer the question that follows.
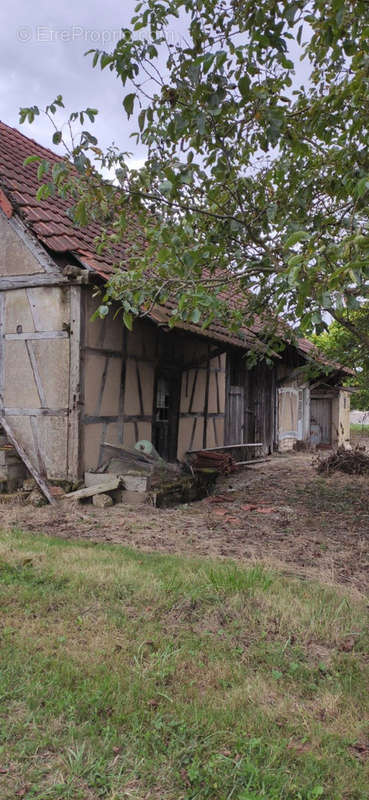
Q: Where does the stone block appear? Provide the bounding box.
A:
[85,471,118,488]
[92,492,114,508]
[113,489,148,505]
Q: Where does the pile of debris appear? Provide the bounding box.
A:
[65,440,217,508]
[315,446,369,476]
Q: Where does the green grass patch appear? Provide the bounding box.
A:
[350,423,369,435]
[0,528,368,799]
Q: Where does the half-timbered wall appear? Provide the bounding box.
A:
[225,354,276,454]
[177,343,226,459]
[81,290,228,469]
[0,211,75,480]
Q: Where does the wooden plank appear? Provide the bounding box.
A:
[0,415,56,504]
[187,442,263,453]
[65,476,120,500]
[5,331,68,340]
[83,346,122,358]
[26,341,47,407]
[118,326,126,444]
[68,285,81,481]
[213,416,219,447]
[203,353,210,449]
[136,363,144,417]
[30,416,46,477]
[97,421,108,468]
[95,355,109,415]
[188,417,197,451]
[237,458,271,466]
[26,288,43,331]
[215,370,220,414]
[0,294,4,411]
[83,414,152,424]
[4,408,67,416]
[188,369,198,414]
[0,274,68,290]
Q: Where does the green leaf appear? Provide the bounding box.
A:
[238,76,250,98]
[158,180,172,196]
[123,311,133,330]
[23,155,41,166]
[52,131,62,145]
[190,308,201,324]
[285,231,310,247]
[123,93,136,118]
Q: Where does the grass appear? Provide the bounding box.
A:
[350,423,369,435]
[0,529,368,800]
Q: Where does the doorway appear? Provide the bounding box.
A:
[225,353,246,445]
[310,397,332,445]
[152,370,180,461]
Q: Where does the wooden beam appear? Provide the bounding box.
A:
[26,341,47,407]
[83,346,122,358]
[0,415,56,504]
[203,351,210,449]
[3,408,67,416]
[30,416,46,477]
[65,476,121,500]
[187,442,263,453]
[83,413,152,425]
[95,355,109,416]
[0,294,4,410]
[5,331,68,340]
[0,274,68,291]
[68,285,82,481]
[136,362,144,417]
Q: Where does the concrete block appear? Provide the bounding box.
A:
[85,471,117,488]
[122,474,149,492]
[85,471,150,492]
[113,489,148,505]
[92,493,114,508]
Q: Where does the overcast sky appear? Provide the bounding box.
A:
[0,0,157,167]
[1,2,309,169]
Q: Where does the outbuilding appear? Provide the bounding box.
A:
[0,122,351,498]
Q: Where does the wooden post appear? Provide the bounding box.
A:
[67,285,82,481]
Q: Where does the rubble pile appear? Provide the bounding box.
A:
[315,446,369,476]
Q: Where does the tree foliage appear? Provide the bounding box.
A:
[19,0,369,347]
[313,307,369,410]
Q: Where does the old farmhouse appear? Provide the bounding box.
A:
[0,122,351,498]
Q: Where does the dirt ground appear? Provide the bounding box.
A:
[2,450,369,593]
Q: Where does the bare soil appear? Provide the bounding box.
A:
[2,452,369,591]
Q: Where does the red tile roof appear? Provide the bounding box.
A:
[0,121,352,372]
[0,120,130,277]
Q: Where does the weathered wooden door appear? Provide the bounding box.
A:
[225,354,246,444]
[310,398,332,444]
[152,370,180,461]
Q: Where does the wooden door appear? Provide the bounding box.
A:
[152,370,180,461]
[225,354,246,444]
[310,398,332,444]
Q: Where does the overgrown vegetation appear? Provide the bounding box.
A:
[20,0,369,349]
[0,529,368,799]
[313,308,369,410]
